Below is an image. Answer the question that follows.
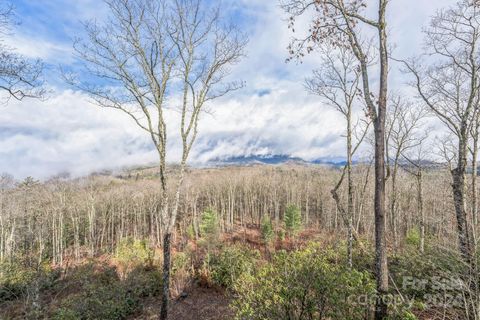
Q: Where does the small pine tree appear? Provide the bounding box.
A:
[199,208,220,269]
[260,215,274,245]
[186,223,196,240]
[405,227,421,248]
[284,204,302,237]
[200,208,219,240]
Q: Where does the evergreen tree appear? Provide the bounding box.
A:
[260,215,274,245]
[284,204,302,237]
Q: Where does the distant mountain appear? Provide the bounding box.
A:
[206,154,448,170]
[207,154,350,167]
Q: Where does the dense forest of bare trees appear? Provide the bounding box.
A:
[0,163,464,266]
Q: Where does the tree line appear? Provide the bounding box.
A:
[0,163,462,266]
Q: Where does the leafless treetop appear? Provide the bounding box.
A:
[0,2,44,102]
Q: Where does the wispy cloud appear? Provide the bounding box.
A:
[3,34,73,63]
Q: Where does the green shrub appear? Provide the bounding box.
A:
[52,307,79,320]
[389,245,465,306]
[68,262,119,287]
[0,260,59,303]
[232,243,375,320]
[260,215,274,245]
[386,310,418,320]
[210,245,260,288]
[284,204,302,237]
[124,266,162,298]
[54,282,138,320]
[172,251,190,276]
[171,251,192,294]
[186,223,196,240]
[52,264,161,320]
[405,227,421,248]
[351,244,375,272]
[0,261,35,302]
[114,238,153,277]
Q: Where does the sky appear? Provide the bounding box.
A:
[0,0,454,179]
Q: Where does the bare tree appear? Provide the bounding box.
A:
[385,97,427,248]
[400,3,480,318]
[305,45,370,267]
[282,1,391,317]
[0,2,44,102]
[399,125,431,253]
[402,0,480,264]
[69,0,246,318]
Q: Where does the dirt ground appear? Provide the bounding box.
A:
[130,285,234,320]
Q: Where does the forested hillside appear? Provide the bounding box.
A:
[0,164,475,319]
[0,165,459,262]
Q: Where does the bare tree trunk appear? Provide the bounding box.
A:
[374,116,388,320]
[375,2,389,317]
[160,232,172,320]
[452,137,473,262]
[193,195,199,240]
[346,110,354,268]
[390,163,398,249]
[471,132,478,245]
[159,161,170,320]
[417,171,425,253]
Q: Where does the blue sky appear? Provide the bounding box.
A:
[0,0,454,179]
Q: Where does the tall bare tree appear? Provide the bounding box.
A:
[69,0,246,318]
[400,129,430,253]
[282,1,391,317]
[402,0,480,264]
[385,97,426,248]
[305,45,370,267]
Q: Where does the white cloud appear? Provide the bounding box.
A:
[0,0,459,179]
[0,90,155,179]
[192,82,347,162]
[3,34,73,63]
[0,83,348,179]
